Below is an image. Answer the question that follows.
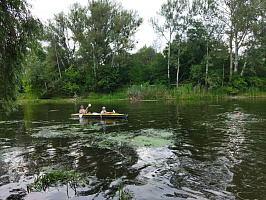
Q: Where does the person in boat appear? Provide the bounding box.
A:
[79,105,87,114]
[100,106,114,114]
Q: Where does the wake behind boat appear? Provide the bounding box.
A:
[71,112,128,119]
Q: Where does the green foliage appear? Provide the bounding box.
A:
[27,168,79,193]
[208,72,223,91]
[178,83,194,95]
[129,46,158,85]
[247,77,264,88]
[4,0,264,102]
[97,66,120,92]
[87,92,102,100]
[62,66,81,95]
[0,0,41,104]
[118,183,134,200]
[129,60,144,85]
[231,75,248,92]
[34,0,143,94]
[191,65,204,81]
[128,84,170,100]
[22,43,48,98]
[225,86,239,95]
[151,53,168,85]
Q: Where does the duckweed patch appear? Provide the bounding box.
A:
[107,129,174,148]
[30,124,101,138]
[131,136,172,147]
[29,123,174,149]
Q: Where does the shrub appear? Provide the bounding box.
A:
[231,75,248,92]
[226,86,239,95]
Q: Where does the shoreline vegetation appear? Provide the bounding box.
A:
[17,84,266,103]
[2,1,265,113]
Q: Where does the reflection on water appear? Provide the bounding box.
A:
[78,118,126,133]
[0,99,265,199]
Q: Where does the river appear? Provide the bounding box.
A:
[0,99,265,199]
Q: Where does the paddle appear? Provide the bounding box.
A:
[86,103,91,112]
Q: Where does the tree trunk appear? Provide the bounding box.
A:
[222,62,225,86]
[92,45,97,82]
[205,40,209,92]
[54,43,62,78]
[176,46,180,89]
[229,28,233,79]
[234,31,238,72]
[241,58,247,76]
[93,52,97,80]
[53,35,62,78]
[167,40,171,87]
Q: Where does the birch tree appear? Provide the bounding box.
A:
[219,0,256,76]
[192,0,223,90]
[151,0,189,87]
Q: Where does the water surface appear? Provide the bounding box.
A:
[0,99,265,199]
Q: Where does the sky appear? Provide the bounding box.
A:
[29,0,167,52]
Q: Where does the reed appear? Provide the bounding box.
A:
[128,84,172,100]
[118,182,134,200]
[27,169,79,193]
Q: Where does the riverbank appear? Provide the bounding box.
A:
[17,84,266,102]
[17,93,266,104]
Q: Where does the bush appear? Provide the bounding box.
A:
[247,77,264,88]
[231,75,248,92]
[226,86,239,95]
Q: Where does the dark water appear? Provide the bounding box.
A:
[0,99,265,199]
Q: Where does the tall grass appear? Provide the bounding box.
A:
[128,84,172,100]
[127,83,266,100]
[87,89,128,100]
[127,84,218,100]
[18,84,266,102]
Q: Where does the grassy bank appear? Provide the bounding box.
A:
[127,84,266,100]
[17,84,266,102]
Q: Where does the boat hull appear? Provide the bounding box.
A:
[71,113,128,119]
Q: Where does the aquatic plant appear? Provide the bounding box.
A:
[118,182,134,200]
[107,129,174,148]
[27,169,80,193]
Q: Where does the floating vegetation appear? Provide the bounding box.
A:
[131,135,172,147]
[107,129,174,148]
[30,125,90,138]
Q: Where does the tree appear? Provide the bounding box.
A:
[41,0,142,94]
[241,0,266,77]
[129,46,157,85]
[0,0,41,105]
[171,34,187,88]
[191,0,223,91]
[46,12,77,76]
[219,0,258,77]
[151,0,189,87]
[23,42,48,98]
[76,0,143,91]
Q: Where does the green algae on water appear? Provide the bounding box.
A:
[108,128,174,148]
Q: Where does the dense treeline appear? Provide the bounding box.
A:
[0,0,41,105]
[1,0,265,102]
